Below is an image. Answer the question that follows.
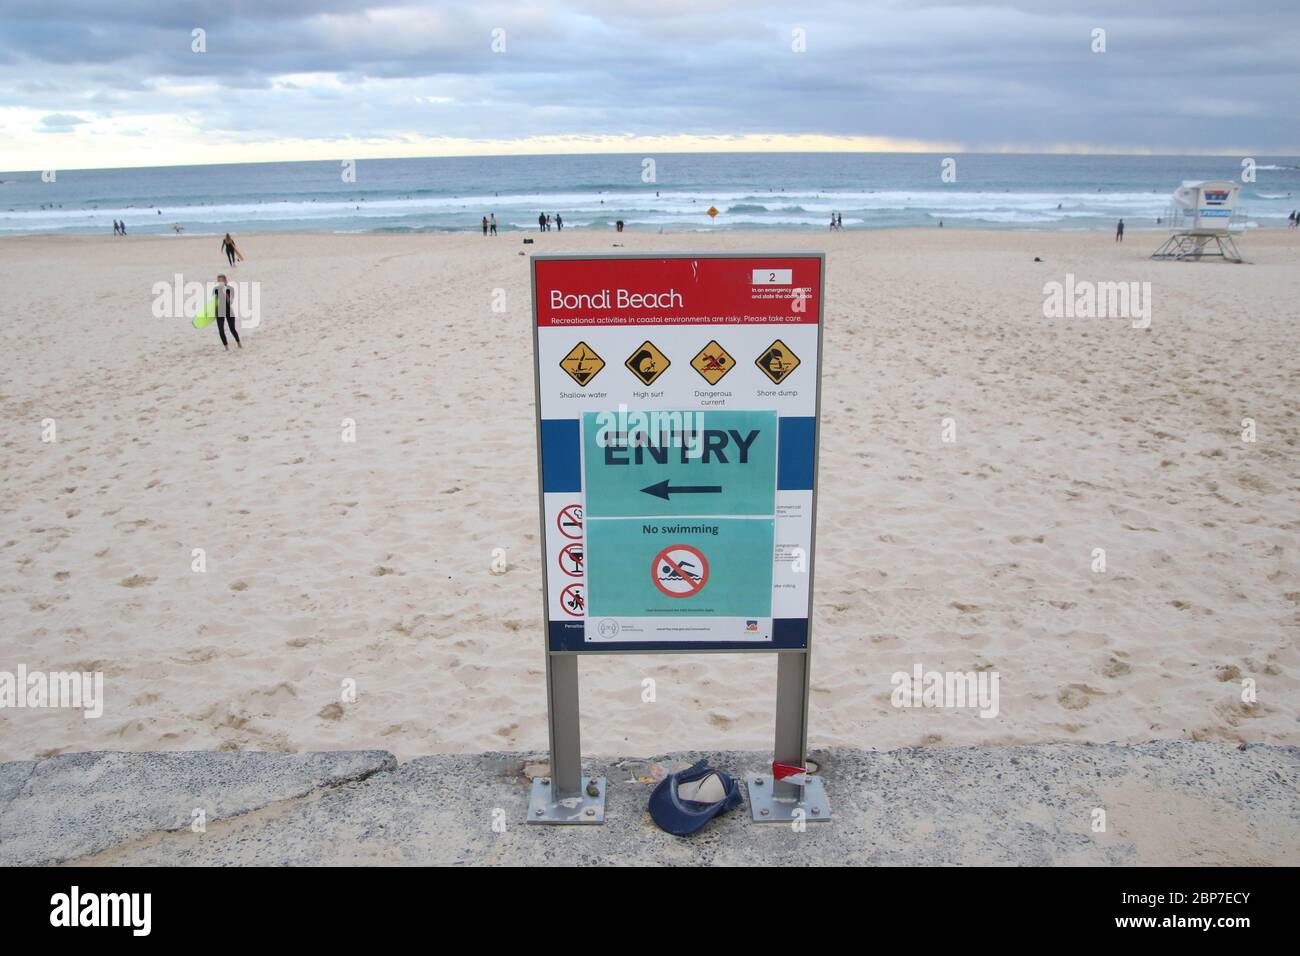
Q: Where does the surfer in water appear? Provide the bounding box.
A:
[214,275,241,351]
[220,233,242,267]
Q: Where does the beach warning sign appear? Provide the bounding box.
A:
[530,252,827,826]
[532,253,823,652]
[691,340,734,385]
[756,339,800,384]
[559,342,604,387]
[625,340,670,385]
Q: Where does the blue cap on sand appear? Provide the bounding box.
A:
[648,759,744,836]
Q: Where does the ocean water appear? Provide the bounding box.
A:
[2,153,1298,236]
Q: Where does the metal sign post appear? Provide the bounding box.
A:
[529,253,827,825]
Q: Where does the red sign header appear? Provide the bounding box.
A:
[534,255,822,328]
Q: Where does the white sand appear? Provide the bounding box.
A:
[1,228,1296,762]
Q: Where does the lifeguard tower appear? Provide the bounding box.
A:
[1150,179,1246,262]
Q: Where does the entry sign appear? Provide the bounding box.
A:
[532,254,823,652]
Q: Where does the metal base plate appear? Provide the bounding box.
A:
[746,774,831,823]
[527,776,606,824]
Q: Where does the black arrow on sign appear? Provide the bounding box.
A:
[641,479,723,500]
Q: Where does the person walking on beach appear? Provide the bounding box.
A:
[221,233,241,266]
[213,275,241,351]
[112,220,120,236]
[555,213,563,231]
[489,214,497,236]
[1115,219,1125,242]
[482,215,488,236]
[538,212,546,233]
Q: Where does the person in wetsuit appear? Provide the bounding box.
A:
[221,233,238,266]
[214,274,241,351]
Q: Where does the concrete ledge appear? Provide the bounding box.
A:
[0,750,397,866]
[1,742,1295,865]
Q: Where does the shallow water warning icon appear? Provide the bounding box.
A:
[652,544,710,598]
[560,342,604,386]
[756,339,800,384]
[625,341,670,386]
[690,340,734,385]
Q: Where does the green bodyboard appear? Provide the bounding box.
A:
[193,297,218,329]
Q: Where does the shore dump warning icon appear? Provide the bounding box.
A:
[625,341,670,385]
[559,342,604,386]
[691,340,734,385]
[652,544,710,597]
[756,339,800,384]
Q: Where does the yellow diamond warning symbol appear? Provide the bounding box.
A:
[625,340,670,386]
[559,341,605,387]
[690,340,735,385]
[756,339,801,384]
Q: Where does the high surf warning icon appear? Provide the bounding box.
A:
[559,342,605,386]
[625,341,670,386]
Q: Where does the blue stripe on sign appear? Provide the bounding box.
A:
[540,419,581,493]
[548,618,808,652]
[777,417,816,490]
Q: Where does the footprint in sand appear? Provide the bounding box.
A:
[119,574,156,588]
[1058,683,1103,709]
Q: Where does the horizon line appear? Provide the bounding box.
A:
[4,145,1297,177]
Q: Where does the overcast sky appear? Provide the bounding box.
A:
[1,0,1297,170]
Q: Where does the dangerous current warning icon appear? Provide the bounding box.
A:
[559,342,605,387]
[756,339,801,384]
[690,340,734,385]
[652,544,710,598]
[625,340,670,386]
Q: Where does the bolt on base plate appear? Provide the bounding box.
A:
[746,774,831,823]
[527,776,607,824]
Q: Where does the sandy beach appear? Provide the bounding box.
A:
[1,228,1297,763]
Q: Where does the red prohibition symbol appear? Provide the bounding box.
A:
[560,583,586,616]
[557,503,583,540]
[652,544,709,598]
[558,543,584,577]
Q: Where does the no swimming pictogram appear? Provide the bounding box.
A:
[652,544,710,598]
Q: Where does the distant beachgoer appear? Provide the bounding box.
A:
[489,214,497,236]
[545,214,552,231]
[829,214,835,231]
[112,220,120,236]
[482,216,488,236]
[836,213,843,229]
[1116,219,1125,242]
[213,275,241,351]
[616,220,624,233]
[556,213,563,231]
[221,233,241,266]
[120,220,127,235]
[538,212,546,233]
[938,220,943,228]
